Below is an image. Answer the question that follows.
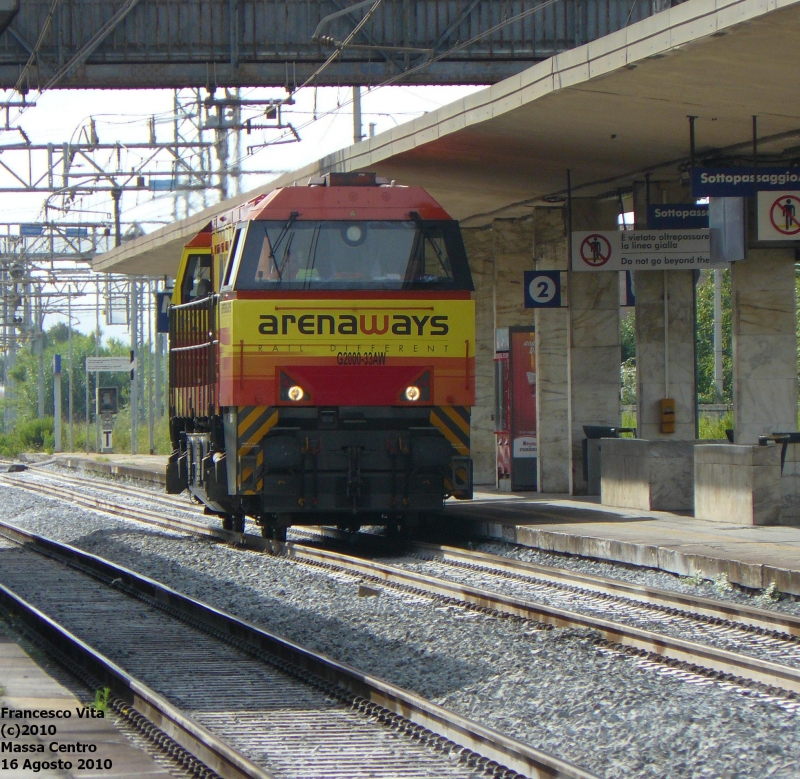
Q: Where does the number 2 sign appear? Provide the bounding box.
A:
[523,271,563,308]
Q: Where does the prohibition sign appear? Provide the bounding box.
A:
[579,233,612,267]
[769,195,800,236]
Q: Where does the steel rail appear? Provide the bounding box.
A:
[8,466,796,639]
[0,520,597,779]
[0,583,274,779]
[4,471,800,695]
[3,465,201,514]
[410,542,800,638]
[294,526,800,639]
[276,542,800,697]
[0,471,218,535]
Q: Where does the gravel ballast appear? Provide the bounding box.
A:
[387,555,800,669]
[472,540,800,616]
[0,481,799,779]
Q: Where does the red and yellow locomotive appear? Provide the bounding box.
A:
[167,172,475,537]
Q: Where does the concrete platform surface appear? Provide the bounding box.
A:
[51,454,168,485]
[0,629,174,778]
[23,454,800,597]
[449,491,800,596]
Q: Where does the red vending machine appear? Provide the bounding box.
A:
[495,327,537,491]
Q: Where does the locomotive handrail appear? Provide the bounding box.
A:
[171,339,219,354]
[169,292,217,416]
[171,292,219,310]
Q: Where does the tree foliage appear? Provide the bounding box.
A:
[695,269,732,404]
[620,271,734,407]
[621,310,636,363]
[0,325,132,434]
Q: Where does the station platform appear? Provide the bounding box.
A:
[0,625,173,778]
[50,453,168,486]
[451,492,800,597]
[22,454,800,597]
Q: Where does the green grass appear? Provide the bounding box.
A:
[621,410,637,433]
[757,582,781,604]
[698,410,733,440]
[111,409,172,455]
[89,687,111,713]
[0,407,171,456]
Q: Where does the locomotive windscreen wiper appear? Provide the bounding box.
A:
[267,211,300,280]
[409,211,448,277]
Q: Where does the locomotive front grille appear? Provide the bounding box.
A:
[231,405,469,514]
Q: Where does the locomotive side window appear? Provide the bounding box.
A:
[180,253,213,302]
[221,226,246,288]
[408,227,452,283]
[236,220,473,291]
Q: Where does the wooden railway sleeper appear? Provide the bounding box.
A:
[32,547,523,779]
[1,615,222,779]
[427,555,800,647]
[0,524,576,779]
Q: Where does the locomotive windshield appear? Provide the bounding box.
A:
[233,219,473,291]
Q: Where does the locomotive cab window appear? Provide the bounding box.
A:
[180,253,213,302]
[235,220,473,291]
[221,225,246,289]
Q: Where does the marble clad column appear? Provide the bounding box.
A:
[732,247,797,444]
[532,207,571,493]
[569,199,621,494]
[461,226,496,485]
[493,217,535,333]
[634,272,697,439]
[633,183,697,440]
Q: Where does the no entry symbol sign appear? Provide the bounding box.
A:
[579,234,612,267]
[769,195,800,235]
[572,229,710,270]
[757,191,800,241]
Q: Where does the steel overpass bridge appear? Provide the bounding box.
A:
[0,0,675,90]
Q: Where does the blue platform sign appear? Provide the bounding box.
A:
[692,167,800,198]
[156,291,171,333]
[19,223,43,236]
[524,271,562,308]
[648,204,708,229]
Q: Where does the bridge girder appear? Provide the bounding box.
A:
[0,0,673,91]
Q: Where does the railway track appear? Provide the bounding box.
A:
[3,466,800,703]
[2,461,205,517]
[0,520,593,779]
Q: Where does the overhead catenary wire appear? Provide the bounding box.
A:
[6,0,570,236]
[9,0,566,180]
[294,0,387,95]
[235,0,567,165]
[13,0,63,94]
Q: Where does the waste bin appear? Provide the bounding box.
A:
[582,425,620,496]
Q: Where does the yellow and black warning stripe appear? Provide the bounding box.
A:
[239,446,264,494]
[238,405,278,444]
[430,406,470,456]
[237,406,278,493]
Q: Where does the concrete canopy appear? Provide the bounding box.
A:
[93,0,800,277]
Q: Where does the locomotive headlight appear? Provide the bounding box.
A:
[404,385,421,402]
[287,385,305,402]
